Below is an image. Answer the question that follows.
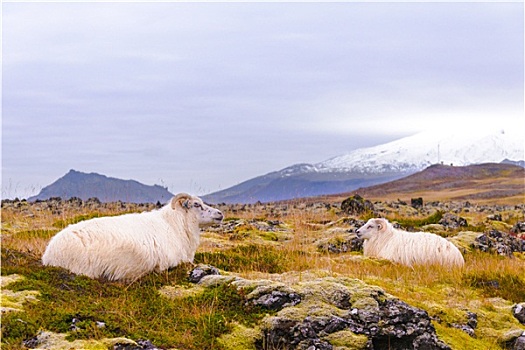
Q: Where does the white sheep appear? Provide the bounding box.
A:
[42,193,223,281]
[356,218,465,267]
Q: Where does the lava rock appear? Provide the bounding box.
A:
[411,197,424,209]
[317,234,363,254]
[113,339,162,350]
[511,222,525,234]
[487,214,503,221]
[341,195,374,216]
[513,303,525,325]
[502,331,525,350]
[250,289,302,311]
[260,278,450,350]
[473,230,525,256]
[188,264,220,283]
[513,335,525,350]
[439,213,468,229]
[451,311,478,338]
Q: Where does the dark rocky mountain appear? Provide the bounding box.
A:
[28,170,174,204]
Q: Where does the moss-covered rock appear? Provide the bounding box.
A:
[513,303,525,325]
[449,231,483,252]
[158,285,205,299]
[217,323,261,350]
[22,331,138,350]
[316,233,363,254]
[322,330,369,350]
[1,274,40,314]
[183,268,450,349]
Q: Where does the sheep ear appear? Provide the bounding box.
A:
[375,219,384,231]
[171,193,191,210]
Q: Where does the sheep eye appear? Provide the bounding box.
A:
[194,203,202,209]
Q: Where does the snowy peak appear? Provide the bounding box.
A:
[203,128,523,203]
[315,129,524,174]
[276,163,319,177]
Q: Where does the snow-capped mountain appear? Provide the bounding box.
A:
[203,128,524,204]
[315,128,524,174]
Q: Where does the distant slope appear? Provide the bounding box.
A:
[343,163,525,204]
[202,164,410,204]
[28,170,174,203]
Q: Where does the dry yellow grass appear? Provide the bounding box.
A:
[2,195,524,349]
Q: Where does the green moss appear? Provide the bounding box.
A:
[216,323,261,350]
[322,330,369,350]
[257,230,279,241]
[435,323,501,350]
[0,254,268,350]
[365,273,524,350]
[12,331,137,350]
[448,231,483,252]
[1,275,40,314]
[158,284,206,299]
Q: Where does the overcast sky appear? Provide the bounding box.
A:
[2,1,524,199]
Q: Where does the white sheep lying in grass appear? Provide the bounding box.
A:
[42,193,223,281]
[356,218,465,267]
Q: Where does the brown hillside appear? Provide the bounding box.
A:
[329,163,525,205]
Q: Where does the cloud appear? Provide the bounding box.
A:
[2,2,523,198]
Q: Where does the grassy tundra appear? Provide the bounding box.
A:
[1,195,524,349]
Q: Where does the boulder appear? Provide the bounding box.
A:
[184,269,451,349]
[247,284,302,311]
[411,197,424,209]
[341,195,374,216]
[259,277,450,350]
[502,330,525,350]
[188,264,221,283]
[474,230,525,256]
[514,303,525,325]
[438,213,468,229]
[317,233,363,254]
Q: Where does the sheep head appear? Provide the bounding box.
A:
[356,218,389,240]
[171,193,224,227]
